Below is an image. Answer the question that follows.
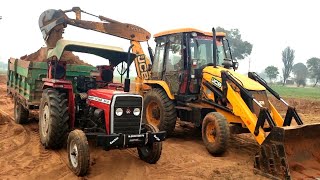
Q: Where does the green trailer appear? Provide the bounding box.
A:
[7,57,96,123]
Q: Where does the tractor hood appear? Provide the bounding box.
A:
[202,66,265,91]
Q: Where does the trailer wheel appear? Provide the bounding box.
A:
[202,112,230,155]
[39,88,69,149]
[67,129,90,176]
[143,88,176,136]
[14,100,29,124]
[137,124,162,164]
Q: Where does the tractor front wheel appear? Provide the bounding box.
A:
[137,124,162,164]
[202,112,230,155]
[143,88,176,136]
[39,88,69,149]
[67,129,90,176]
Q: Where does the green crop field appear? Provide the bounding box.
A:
[269,85,320,100]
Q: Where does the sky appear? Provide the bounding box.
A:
[1,0,320,74]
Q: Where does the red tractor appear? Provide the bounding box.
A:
[38,39,166,176]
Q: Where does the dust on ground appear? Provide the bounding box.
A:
[0,74,319,180]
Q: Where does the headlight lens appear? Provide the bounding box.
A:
[133,108,141,116]
[115,108,123,116]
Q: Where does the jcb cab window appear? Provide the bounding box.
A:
[165,34,183,72]
[152,37,166,77]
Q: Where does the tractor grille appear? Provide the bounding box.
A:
[112,95,142,134]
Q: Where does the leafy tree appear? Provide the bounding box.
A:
[306,57,320,87]
[282,47,295,85]
[216,27,253,60]
[292,63,307,87]
[264,65,279,83]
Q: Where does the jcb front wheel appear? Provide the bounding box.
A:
[137,124,162,164]
[143,88,176,136]
[67,129,90,176]
[202,112,230,155]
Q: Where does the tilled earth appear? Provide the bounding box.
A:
[0,75,319,180]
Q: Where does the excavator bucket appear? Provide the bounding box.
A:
[254,123,320,179]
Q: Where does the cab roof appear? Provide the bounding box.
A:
[153,28,226,38]
[47,39,136,66]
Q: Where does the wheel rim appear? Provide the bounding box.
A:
[206,121,216,143]
[146,101,161,127]
[41,104,50,138]
[69,140,78,168]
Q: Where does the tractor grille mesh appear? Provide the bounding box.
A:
[113,96,142,134]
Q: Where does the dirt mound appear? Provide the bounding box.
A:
[20,47,91,66]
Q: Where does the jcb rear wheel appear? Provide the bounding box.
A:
[137,124,162,164]
[202,112,230,155]
[39,88,69,149]
[14,100,29,124]
[143,88,177,136]
[67,129,90,176]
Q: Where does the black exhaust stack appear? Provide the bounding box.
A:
[124,44,134,92]
[212,27,217,68]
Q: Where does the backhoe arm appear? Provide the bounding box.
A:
[39,7,153,81]
[39,7,151,42]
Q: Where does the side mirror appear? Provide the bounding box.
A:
[222,58,233,69]
[233,61,239,70]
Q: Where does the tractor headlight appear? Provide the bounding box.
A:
[115,108,123,116]
[133,108,141,116]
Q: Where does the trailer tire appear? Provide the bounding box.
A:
[202,112,230,155]
[143,88,176,136]
[14,100,29,124]
[39,88,69,149]
[67,129,90,176]
[137,124,162,164]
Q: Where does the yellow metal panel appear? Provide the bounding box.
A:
[269,101,284,127]
[143,80,175,100]
[202,66,266,91]
[226,83,265,144]
[154,28,226,38]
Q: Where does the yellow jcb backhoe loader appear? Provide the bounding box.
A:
[39,7,320,179]
[138,28,320,179]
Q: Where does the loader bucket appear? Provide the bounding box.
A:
[254,123,320,180]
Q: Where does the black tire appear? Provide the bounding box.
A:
[202,112,230,155]
[67,129,90,176]
[14,99,29,124]
[39,88,69,149]
[143,88,177,136]
[137,124,162,164]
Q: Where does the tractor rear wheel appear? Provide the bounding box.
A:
[14,100,29,124]
[39,88,69,149]
[67,129,90,176]
[202,112,230,155]
[143,88,176,136]
[137,124,162,164]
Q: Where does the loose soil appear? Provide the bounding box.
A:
[0,75,319,180]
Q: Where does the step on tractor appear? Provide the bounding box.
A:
[37,7,320,179]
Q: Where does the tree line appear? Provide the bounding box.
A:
[265,47,320,87]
